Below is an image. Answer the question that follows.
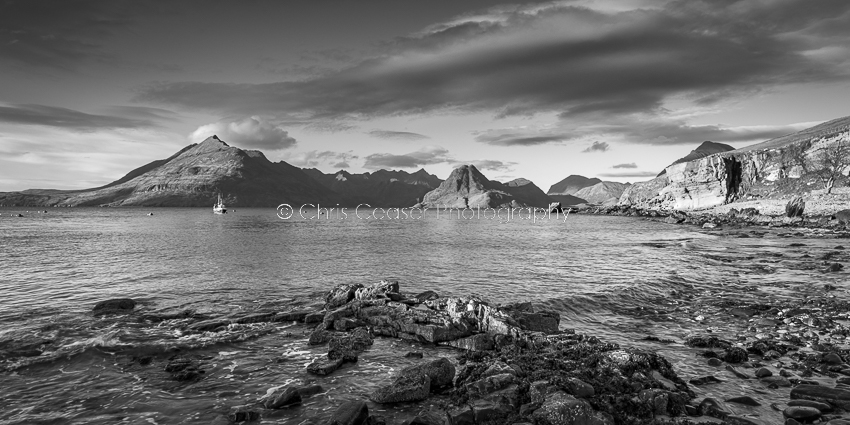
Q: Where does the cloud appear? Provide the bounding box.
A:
[190,117,296,150]
[134,0,850,125]
[286,150,358,168]
[363,145,451,169]
[367,130,430,141]
[474,132,566,146]
[582,141,609,153]
[0,103,154,130]
[468,159,517,172]
[612,162,637,169]
[598,171,658,178]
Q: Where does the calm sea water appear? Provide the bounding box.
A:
[0,207,843,424]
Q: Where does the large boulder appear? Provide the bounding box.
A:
[532,392,613,425]
[328,401,369,425]
[328,328,373,361]
[325,284,363,309]
[263,386,301,409]
[400,357,456,389]
[370,372,431,403]
[785,196,805,218]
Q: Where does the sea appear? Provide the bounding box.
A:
[0,206,844,424]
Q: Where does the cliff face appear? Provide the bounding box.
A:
[421,165,523,208]
[0,136,341,207]
[619,116,850,210]
[303,168,442,207]
[657,141,735,177]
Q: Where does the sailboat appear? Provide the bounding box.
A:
[213,194,227,214]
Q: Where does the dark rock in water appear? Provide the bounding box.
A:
[786,197,805,218]
[328,401,369,425]
[783,406,821,422]
[164,356,205,381]
[235,312,276,324]
[264,386,301,409]
[325,284,362,309]
[825,262,843,272]
[730,307,756,318]
[273,310,310,322]
[188,319,228,333]
[370,372,431,403]
[727,396,760,406]
[401,357,455,389]
[92,298,136,316]
[787,400,832,413]
[699,398,731,419]
[328,327,373,361]
[404,351,424,358]
[297,384,324,398]
[307,324,333,345]
[723,347,749,363]
[228,405,260,423]
[690,376,724,385]
[707,358,723,366]
[686,335,731,348]
[755,367,772,377]
[791,384,850,409]
[532,392,613,425]
[725,365,751,379]
[306,356,344,375]
[304,311,325,323]
[824,352,844,365]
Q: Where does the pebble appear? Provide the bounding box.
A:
[755,367,772,378]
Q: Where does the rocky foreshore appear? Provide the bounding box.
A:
[82,277,850,425]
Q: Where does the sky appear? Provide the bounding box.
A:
[1,0,849,192]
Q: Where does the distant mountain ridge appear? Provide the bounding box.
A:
[573,181,631,205]
[302,168,442,207]
[0,136,340,207]
[546,175,601,196]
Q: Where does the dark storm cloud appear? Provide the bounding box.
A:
[612,163,637,169]
[134,0,850,124]
[467,159,517,172]
[363,146,451,169]
[474,133,566,146]
[0,104,153,130]
[0,0,154,70]
[367,130,430,141]
[582,141,609,153]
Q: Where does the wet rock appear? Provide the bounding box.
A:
[690,376,724,385]
[726,365,751,379]
[727,396,760,406]
[723,347,749,363]
[700,398,731,419]
[328,328,373,361]
[304,311,325,323]
[783,406,821,422]
[93,298,136,316]
[788,400,832,413]
[325,283,362,309]
[761,376,791,387]
[835,209,850,224]
[306,356,344,375]
[791,384,850,409]
[404,351,423,358]
[825,263,843,272]
[730,307,756,318]
[532,391,613,425]
[354,280,400,301]
[469,399,514,423]
[444,333,495,351]
[401,357,455,389]
[328,401,369,425]
[414,290,439,302]
[164,356,205,381]
[297,384,324,398]
[228,405,260,423]
[405,410,445,425]
[235,312,276,324]
[755,367,772,377]
[686,335,731,348]
[188,319,228,333]
[264,386,301,409]
[564,377,595,398]
[370,372,430,403]
[786,197,805,218]
[826,420,850,425]
[707,358,723,366]
[824,353,844,365]
[273,310,310,322]
[307,325,333,346]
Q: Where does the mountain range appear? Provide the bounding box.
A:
[302,168,441,207]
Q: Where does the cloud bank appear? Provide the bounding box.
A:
[190,117,297,150]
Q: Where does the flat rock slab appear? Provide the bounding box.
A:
[791,384,850,410]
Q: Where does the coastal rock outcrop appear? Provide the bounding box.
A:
[420,165,526,208]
